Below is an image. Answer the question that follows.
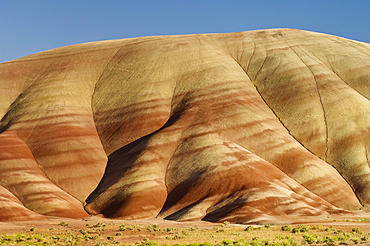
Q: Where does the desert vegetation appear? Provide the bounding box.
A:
[1,219,370,245]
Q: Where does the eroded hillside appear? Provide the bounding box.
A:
[1,29,370,223]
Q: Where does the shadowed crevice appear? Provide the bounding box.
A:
[86,109,184,204]
[0,120,11,134]
[85,132,154,204]
[163,198,206,221]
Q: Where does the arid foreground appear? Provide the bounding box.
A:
[2,217,370,245]
[1,29,370,225]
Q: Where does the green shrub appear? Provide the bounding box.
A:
[199,242,213,246]
[244,225,254,231]
[219,239,234,246]
[93,222,104,228]
[297,224,310,232]
[171,234,185,240]
[352,227,362,234]
[250,239,259,246]
[291,228,300,234]
[303,234,318,244]
[281,225,292,231]
[59,221,69,227]
[352,237,361,244]
[140,241,158,246]
[361,235,369,241]
[234,239,248,246]
[280,240,292,246]
[152,224,159,231]
[321,236,336,245]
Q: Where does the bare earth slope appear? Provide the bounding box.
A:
[1,29,370,223]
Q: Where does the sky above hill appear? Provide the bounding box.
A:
[1,0,369,63]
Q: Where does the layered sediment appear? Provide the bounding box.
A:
[1,29,370,223]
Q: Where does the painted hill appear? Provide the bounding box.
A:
[1,29,370,223]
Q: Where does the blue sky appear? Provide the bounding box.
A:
[1,0,369,63]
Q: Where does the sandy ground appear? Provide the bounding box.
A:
[2,215,370,245]
[0,216,220,233]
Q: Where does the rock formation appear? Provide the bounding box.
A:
[1,29,370,223]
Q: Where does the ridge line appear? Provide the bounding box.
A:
[90,46,124,154]
[91,46,124,118]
